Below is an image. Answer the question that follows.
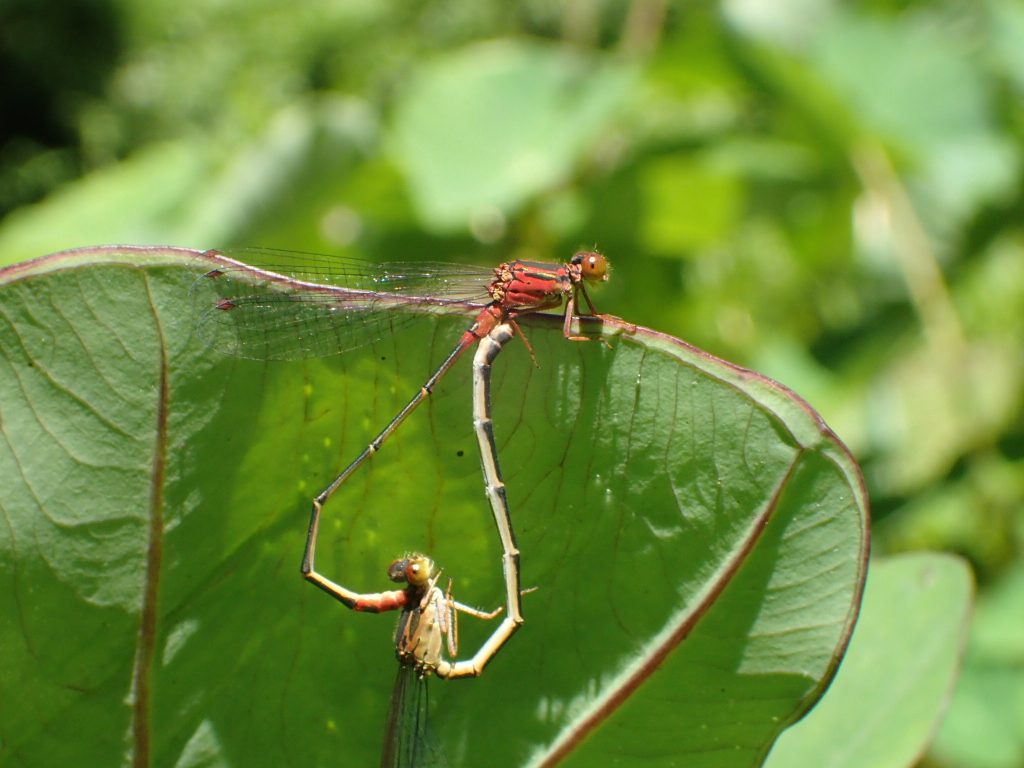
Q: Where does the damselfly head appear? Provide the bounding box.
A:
[388,554,434,587]
[572,251,609,283]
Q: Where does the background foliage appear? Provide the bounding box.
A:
[1,1,1021,765]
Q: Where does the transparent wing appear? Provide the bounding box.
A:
[380,666,448,768]
[192,248,494,361]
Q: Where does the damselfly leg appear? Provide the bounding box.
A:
[196,248,610,670]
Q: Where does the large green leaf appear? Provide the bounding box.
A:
[0,246,868,766]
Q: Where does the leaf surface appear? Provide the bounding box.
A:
[0,246,868,766]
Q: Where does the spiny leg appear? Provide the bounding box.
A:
[301,331,479,595]
[437,322,523,679]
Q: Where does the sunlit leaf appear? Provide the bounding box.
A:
[0,247,867,766]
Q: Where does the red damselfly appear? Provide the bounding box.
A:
[195,248,609,673]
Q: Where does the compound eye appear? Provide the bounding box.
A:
[577,251,608,281]
[404,555,433,587]
[387,558,410,583]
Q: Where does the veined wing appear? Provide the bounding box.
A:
[192,248,495,360]
[380,665,448,768]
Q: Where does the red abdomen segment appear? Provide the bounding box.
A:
[353,589,409,613]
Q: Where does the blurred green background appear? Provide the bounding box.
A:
[1,1,1021,765]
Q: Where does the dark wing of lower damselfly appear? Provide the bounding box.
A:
[192,248,495,361]
[380,665,448,768]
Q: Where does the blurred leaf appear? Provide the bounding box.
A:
[812,15,989,151]
[388,40,636,232]
[765,553,973,768]
[0,142,211,266]
[0,247,867,766]
[929,664,1024,768]
[970,564,1024,663]
[875,469,1019,582]
[929,564,1024,768]
[722,0,839,50]
[0,99,381,268]
[811,11,1019,230]
[866,342,1019,494]
[638,153,742,254]
[989,0,1024,93]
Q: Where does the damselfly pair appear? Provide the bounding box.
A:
[195,247,610,759]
